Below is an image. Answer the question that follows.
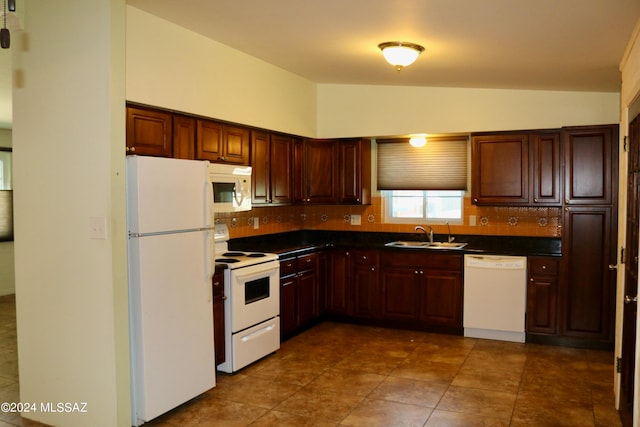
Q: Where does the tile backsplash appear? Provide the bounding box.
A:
[215,196,562,239]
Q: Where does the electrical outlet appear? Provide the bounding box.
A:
[351,214,361,225]
[469,215,477,226]
[253,216,259,229]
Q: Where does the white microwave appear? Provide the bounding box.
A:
[208,163,252,213]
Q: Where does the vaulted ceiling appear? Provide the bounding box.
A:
[127,0,640,92]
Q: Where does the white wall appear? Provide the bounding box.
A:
[12,1,130,426]
[618,16,640,427]
[126,6,318,138]
[0,128,12,296]
[317,84,620,138]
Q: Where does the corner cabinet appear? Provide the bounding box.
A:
[339,139,371,205]
[251,131,294,206]
[471,131,561,206]
[293,139,339,204]
[292,138,371,205]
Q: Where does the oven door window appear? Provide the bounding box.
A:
[245,277,270,304]
[212,182,236,204]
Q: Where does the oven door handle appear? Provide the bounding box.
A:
[241,323,275,342]
[234,262,279,279]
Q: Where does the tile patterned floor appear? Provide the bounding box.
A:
[0,294,623,426]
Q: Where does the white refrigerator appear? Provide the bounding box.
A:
[127,155,215,426]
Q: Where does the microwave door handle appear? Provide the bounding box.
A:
[233,179,244,206]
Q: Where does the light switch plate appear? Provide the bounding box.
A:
[89,216,107,240]
[351,214,361,225]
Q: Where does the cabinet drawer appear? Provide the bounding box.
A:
[297,253,318,271]
[529,257,559,276]
[425,254,463,270]
[280,258,297,277]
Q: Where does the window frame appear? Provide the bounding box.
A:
[382,189,464,225]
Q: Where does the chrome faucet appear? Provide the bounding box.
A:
[415,225,434,244]
[446,222,455,243]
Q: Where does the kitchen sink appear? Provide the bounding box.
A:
[385,241,468,250]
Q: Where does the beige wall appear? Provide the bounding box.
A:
[12,1,129,426]
[126,7,318,138]
[317,84,620,138]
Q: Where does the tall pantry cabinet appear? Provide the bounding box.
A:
[560,125,618,347]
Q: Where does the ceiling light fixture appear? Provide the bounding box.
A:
[378,41,425,71]
[409,136,427,147]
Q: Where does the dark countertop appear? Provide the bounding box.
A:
[228,230,562,258]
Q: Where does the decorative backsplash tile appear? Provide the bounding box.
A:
[217,196,563,239]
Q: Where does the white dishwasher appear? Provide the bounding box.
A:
[463,254,527,343]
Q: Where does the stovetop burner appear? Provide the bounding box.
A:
[247,253,266,258]
[216,258,240,263]
[223,252,246,257]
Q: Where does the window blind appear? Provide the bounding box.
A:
[377,136,468,190]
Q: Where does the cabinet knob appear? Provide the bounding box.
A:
[565,199,570,204]
[371,267,375,271]
[534,198,538,203]
[541,265,546,269]
[530,278,534,282]
[473,198,478,203]
[362,256,367,260]
[565,207,569,211]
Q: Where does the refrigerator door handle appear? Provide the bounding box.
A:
[204,229,215,301]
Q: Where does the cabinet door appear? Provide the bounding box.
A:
[379,266,419,321]
[563,125,618,205]
[526,257,559,335]
[222,125,250,165]
[471,134,530,205]
[251,131,270,205]
[294,139,339,204]
[326,250,351,316]
[126,106,172,157]
[352,263,379,319]
[280,275,297,340]
[196,119,223,161]
[270,134,293,204]
[561,206,615,342]
[419,269,463,326]
[297,270,317,328]
[531,132,561,205]
[339,139,371,205]
[212,270,225,365]
[172,115,195,160]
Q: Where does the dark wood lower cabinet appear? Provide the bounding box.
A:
[379,252,463,332]
[212,268,225,366]
[526,257,559,335]
[351,250,380,319]
[280,253,319,340]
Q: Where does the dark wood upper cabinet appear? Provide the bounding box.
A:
[471,133,530,205]
[172,115,196,160]
[196,119,250,165]
[471,131,562,206]
[293,139,339,204]
[562,125,618,205]
[339,138,371,205]
[531,131,561,205]
[126,106,173,157]
[251,131,293,206]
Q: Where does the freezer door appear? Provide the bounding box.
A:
[129,231,215,424]
[127,156,211,234]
